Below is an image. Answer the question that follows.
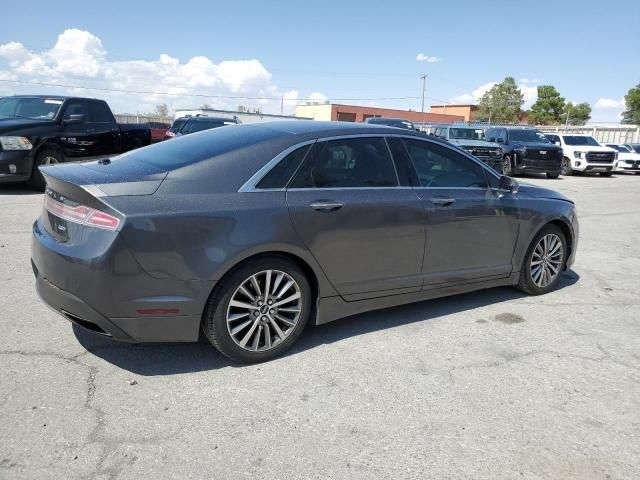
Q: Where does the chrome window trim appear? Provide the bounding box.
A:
[238,131,503,193]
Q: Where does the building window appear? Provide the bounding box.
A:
[336,112,357,122]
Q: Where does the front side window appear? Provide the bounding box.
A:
[402,138,488,188]
[290,137,398,188]
[64,101,88,120]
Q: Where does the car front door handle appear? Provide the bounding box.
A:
[309,201,345,212]
[430,197,456,207]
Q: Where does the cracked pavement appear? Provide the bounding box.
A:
[1,175,639,479]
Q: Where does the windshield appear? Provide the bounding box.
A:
[509,129,550,143]
[449,128,486,141]
[0,97,63,120]
[626,144,640,153]
[170,118,188,132]
[185,120,229,133]
[607,145,629,153]
[563,135,600,146]
[369,119,415,129]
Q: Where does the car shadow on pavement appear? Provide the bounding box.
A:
[0,185,41,195]
[74,270,579,376]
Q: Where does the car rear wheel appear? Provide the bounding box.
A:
[560,157,573,176]
[502,155,513,176]
[517,224,567,295]
[202,256,311,363]
[28,148,62,191]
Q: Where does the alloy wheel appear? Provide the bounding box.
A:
[560,158,570,175]
[226,269,303,352]
[530,234,563,288]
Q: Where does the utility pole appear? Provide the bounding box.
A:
[420,74,427,113]
[280,96,284,116]
[565,109,570,129]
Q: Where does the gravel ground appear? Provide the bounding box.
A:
[1,173,639,480]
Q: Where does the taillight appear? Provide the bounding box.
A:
[165,131,176,138]
[44,195,120,230]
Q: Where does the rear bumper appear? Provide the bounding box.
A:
[31,218,211,343]
[0,150,34,183]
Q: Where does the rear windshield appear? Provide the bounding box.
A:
[170,118,187,131]
[111,124,283,170]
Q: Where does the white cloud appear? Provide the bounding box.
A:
[519,78,541,84]
[595,97,625,109]
[416,53,441,63]
[307,92,328,103]
[450,80,537,108]
[0,29,293,115]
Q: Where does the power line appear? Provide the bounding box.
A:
[0,78,455,103]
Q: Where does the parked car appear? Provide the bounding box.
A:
[0,95,151,190]
[174,116,239,137]
[32,121,578,363]
[623,143,640,154]
[485,126,562,178]
[545,133,617,176]
[364,117,417,130]
[164,117,189,139]
[431,125,503,171]
[148,121,170,143]
[606,144,640,173]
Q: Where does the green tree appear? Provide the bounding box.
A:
[528,85,565,125]
[563,102,591,126]
[621,84,640,124]
[476,77,524,123]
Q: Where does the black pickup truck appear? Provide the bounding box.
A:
[0,95,151,190]
[484,126,562,178]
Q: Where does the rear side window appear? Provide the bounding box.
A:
[402,138,488,188]
[290,137,398,188]
[256,144,312,189]
[86,101,114,123]
[63,101,88,119]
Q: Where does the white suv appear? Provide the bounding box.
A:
[606,144,640,174]
[545,134,617,176]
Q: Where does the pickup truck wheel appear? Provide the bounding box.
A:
[560,157,573,176]
[546,171,560,179]
[28,148,62,191]
[502,155,514,176]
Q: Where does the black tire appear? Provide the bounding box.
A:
[202,255,312,363]
[502,155,514,176]
[560,157,573,176]
[599,171,613,177]
[27,148,62,191]
[517,224,567,296]
[546,171,560,179]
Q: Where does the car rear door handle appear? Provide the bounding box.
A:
[430,198,456,206]
[309,201,344,212]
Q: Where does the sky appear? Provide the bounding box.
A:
[1,0,638,123]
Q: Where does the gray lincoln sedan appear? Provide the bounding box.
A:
[32,121,578,363]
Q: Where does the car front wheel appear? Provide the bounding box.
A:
[502,155,514,176]
[517,224,567,295]
[202,256,311,363]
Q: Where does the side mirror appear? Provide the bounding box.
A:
[498,175,519,194]
[554,141,560,146]
[63,114,85,124]
[496,137,505,144]
[487,137,496,142]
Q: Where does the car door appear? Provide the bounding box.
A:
[401,137,520,287]
[60,100,92,160]
[84,100,120,156]
[286,135,426,300]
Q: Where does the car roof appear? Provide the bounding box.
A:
[366,117,412,122]
[2,94,102,102]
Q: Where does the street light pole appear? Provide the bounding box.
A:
[420,74,427,113]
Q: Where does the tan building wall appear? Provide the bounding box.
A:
[295,104,333,121]
[296,103,464,124]
[430,105,478,122]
